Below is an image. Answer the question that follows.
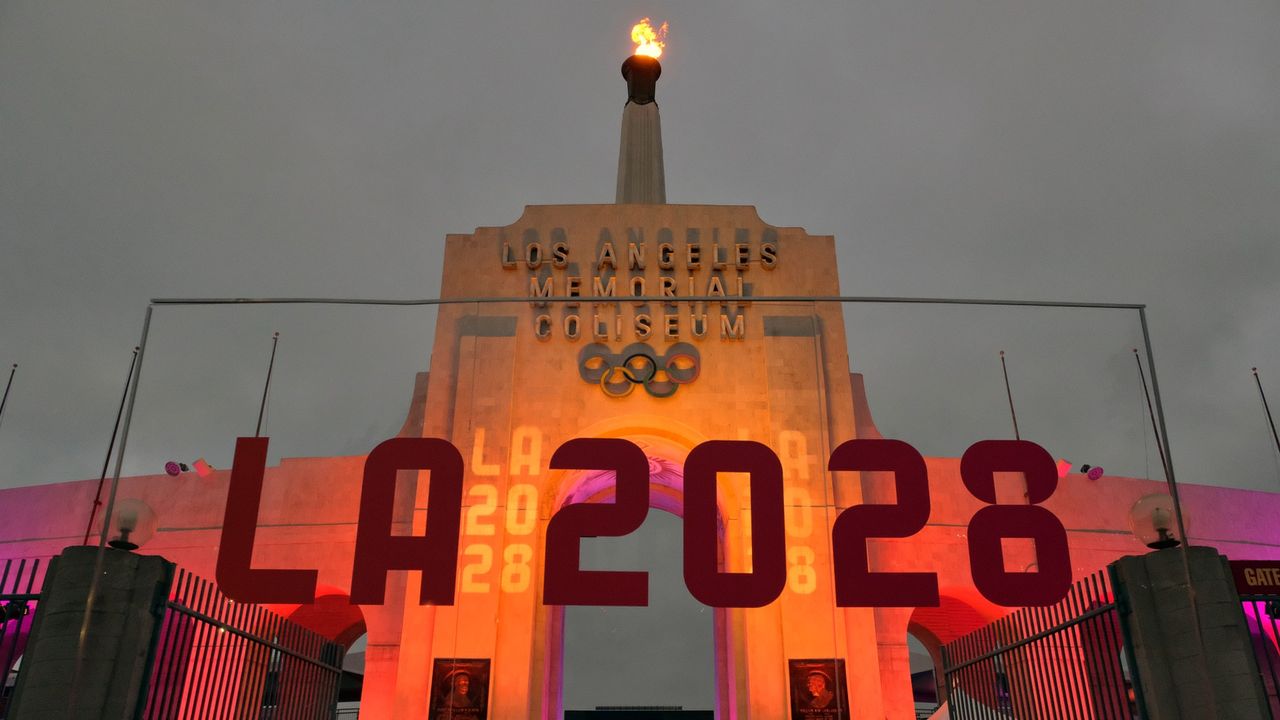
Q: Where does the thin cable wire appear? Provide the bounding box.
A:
[150,294,1147,310]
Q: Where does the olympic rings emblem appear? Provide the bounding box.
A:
[578,342,701,398]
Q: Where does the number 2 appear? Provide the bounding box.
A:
[830,439,938,607]
[542,438,650,605]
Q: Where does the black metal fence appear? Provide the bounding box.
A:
[1242,594,1280,718]
[140,567,345,720]
[941,568,1143,719]
[0,558,42,720]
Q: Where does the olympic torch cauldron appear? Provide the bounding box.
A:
[617,19,668,204]
[623,18,666,100]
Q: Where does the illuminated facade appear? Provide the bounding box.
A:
[4,203,1280,718]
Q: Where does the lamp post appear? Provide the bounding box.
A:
[1128,493,1187,550]
[107,498,157,551]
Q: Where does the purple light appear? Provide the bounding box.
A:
[164,461,181,477]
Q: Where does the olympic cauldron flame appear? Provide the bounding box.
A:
[630,18,669,58]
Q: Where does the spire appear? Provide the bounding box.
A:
[616,55,666,204]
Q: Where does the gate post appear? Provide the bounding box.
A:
[6,546,173,720]
[1112,546,1270,719]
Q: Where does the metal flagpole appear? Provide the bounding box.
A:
[257,332,279,437]
[1138,306,1218,712]
[69,305,154,713]
[1137,310,1187,550]
[83,347,141,545]
[999,350,1021,441]
[98,307,153,548]
[1253,368,1280,464]
[1132,349,1171,482]
[0,364,16,432]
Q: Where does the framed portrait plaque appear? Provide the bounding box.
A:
[429,658,491,720]
[788,658,851,719]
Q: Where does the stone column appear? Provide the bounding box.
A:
[616,54,666,204]
[1113,546,1270,719]
[872,607,914,718]
[8,546,172,720]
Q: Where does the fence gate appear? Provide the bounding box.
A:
[1242,594,1280,717]
[0,559,43,720]
[140,567,345,720]
[941,569,1145,719]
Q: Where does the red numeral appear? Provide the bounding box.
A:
[830,439,938,607]
[961,440,1071,606]
[350,438,464,605]
[683,440,786,607]
[217,437,318,603]
[543,438,650,605]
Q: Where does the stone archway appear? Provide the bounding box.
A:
[284,589,368,648]
[533,419,743,719]
[875,592,1000,717]
[906,621,943,711]
[281,588,369,710]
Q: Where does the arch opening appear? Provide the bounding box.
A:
[906,626,942,718]
[540,435,737,720]
[284,591,368,714]
[904,594,999,719]
[563,508,715,713]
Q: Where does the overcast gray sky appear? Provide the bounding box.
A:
[3,0,1278,491]
[2,1,1279,707]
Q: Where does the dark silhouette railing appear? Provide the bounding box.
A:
[140,566,345,720]
[0,558,42,720]
[1242,595,1280,718]
[941,569,1143,719]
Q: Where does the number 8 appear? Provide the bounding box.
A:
[961,440,1071,606]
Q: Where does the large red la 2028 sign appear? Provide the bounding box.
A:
[216,437,1070,608]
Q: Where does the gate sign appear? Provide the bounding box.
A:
[215,435,1073,609]
[1231,560,1280,594]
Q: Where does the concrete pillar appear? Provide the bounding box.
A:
[8,546,172,720]
[616,55,666,204]
[872,607,914,718]
[1113,546,1271,719]
[359,642,399,718]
